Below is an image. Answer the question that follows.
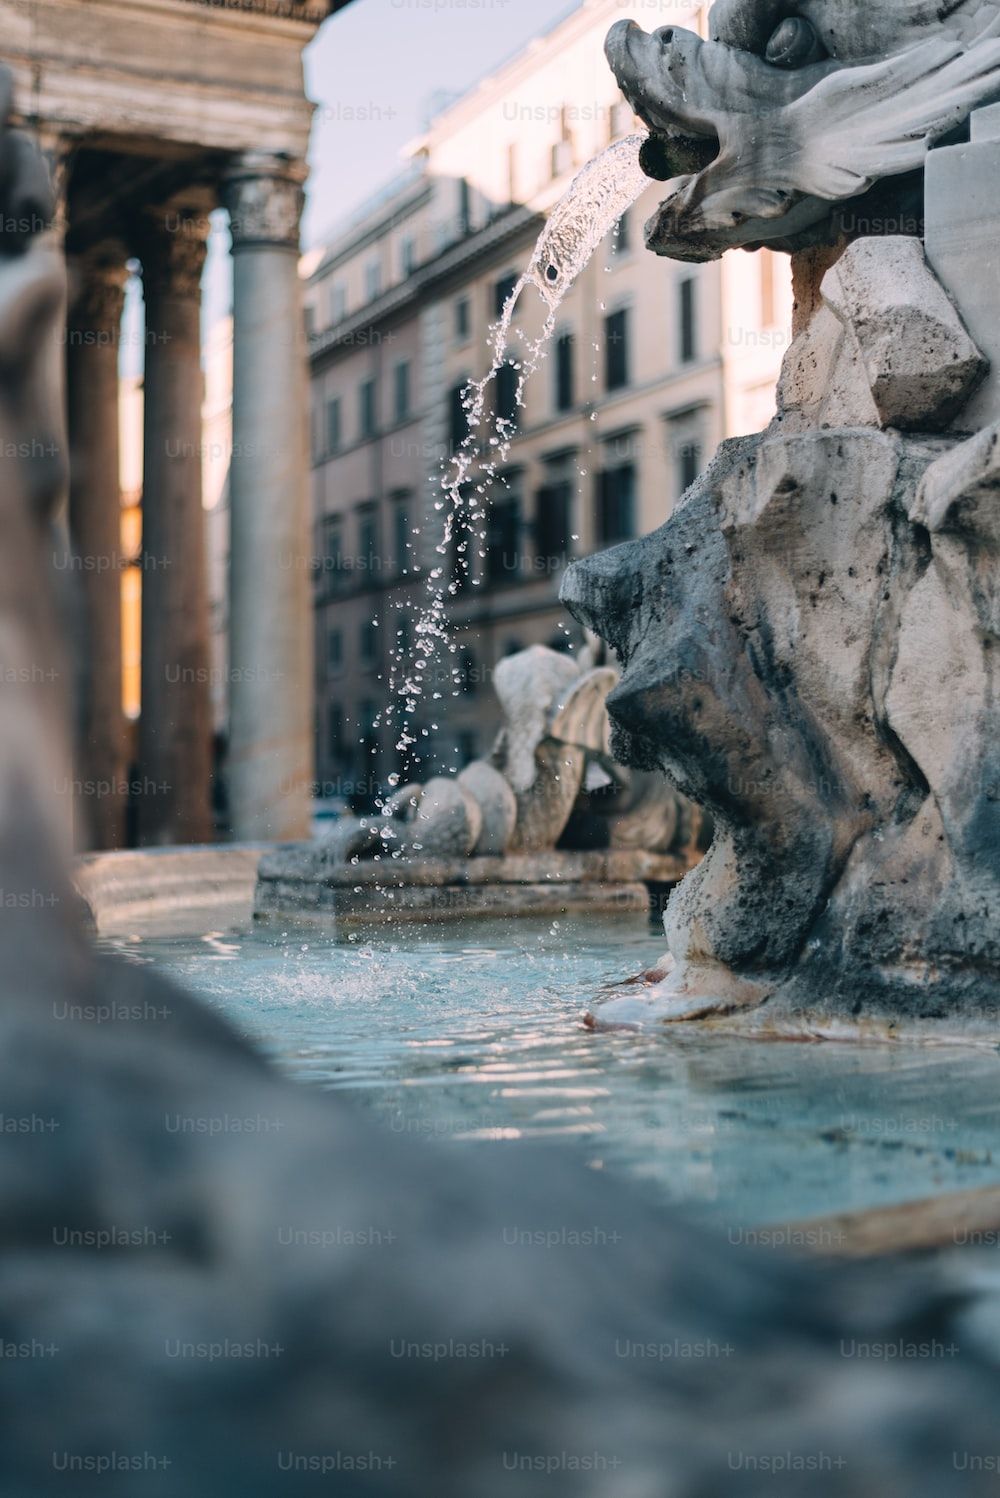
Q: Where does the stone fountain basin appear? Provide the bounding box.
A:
[78,846,1000,1258]
[253,845,693,925]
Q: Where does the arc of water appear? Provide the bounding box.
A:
[375,133,651,819]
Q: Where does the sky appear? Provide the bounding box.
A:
[302,0,581,246]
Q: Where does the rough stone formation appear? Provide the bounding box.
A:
[311,643,692,865]
[820,238,987,431]
[457,760,517,854]
[563,232,1000,1031]
[409,776,483,858]
[606,1,1000,260]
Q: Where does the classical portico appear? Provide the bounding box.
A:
[2,0,342,846]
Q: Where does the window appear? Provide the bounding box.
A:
[612,211,630,255]
[327,627,343,672]
[393,360,410,423]
[456,730,477,765]
[555,332,575,412]
[359,617,379,668]
[448,498,471,592]
[330,282,346,322]
[304,304,316,338]
[358,699,380,790]
[678,437,702,492]
[364,259,382,301]
[457,176,472,236]
[359,378,377,439]
[760,249,777,327]
[507,143,519,204]
[328,704,345,763]
[495,359,519,430]
[551,110,575,179]
[358,506,379,582]
[455,296,470,342]
[400,235,416,278]
[323,516,348,591]
[449,382,470,453]
[609,100,632,140]
[311,406,323,464]
[494,272,518,318]
[597,462,636,543]
[326,396,341,455]
[605,308,630,391]
[551,138,574,178]
[459,648,477,695]
[535,479,573,564]
[393,496,410,575]
[679,277,697,363]
[486,493,521,585]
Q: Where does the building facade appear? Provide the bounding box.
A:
[305,0,794,809]
[2,0,344,848]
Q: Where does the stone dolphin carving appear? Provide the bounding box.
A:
[607,2,1000,259]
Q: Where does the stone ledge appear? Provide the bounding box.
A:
[254,847,694,923]
[75,844,268,936]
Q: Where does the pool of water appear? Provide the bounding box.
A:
[102,912,1000,1230]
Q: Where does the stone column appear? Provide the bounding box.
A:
[223,155,312,841]
[137,207,213,845]
[66,245,129,849]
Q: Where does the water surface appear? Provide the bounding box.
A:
[104,913,1000,1231]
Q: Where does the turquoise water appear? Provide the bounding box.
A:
[104,913,1000,1230]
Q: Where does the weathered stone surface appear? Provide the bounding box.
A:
[605,4,1000,260]
[912,419,1000,543]
[409,776,482,858]
[254,845,694,922]
[317,814,384,863]
[562,414,1000,1029]
[497,660,619,853]
[820,237,986,430]
[266,643,694,914]
[492,645,581,793]
[775,300,880,433]
[384,780,422,818]
[457,759,517,855]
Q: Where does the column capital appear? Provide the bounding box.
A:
[223,154,305,250]
[138,205,211,301]
[67,242,129,335]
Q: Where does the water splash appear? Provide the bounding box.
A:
[376,134,651,805]
[523,133,651,311]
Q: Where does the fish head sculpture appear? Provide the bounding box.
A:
[607,2,1000,260]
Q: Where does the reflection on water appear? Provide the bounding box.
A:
[102,914,1000,1229]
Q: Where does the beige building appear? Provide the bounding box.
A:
[305,0,793,807]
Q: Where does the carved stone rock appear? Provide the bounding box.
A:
[820,237,986,430]
[457,760,517,855]
[410,776,482,859]
[563,322,1000,1029]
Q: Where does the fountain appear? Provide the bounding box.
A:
[256,642,704,923]
[8,30,1000,1495]
[560,3,1000,1034]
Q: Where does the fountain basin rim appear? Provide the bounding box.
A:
[75,843,267,937]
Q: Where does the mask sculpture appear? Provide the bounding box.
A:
[607,3,1000,259]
